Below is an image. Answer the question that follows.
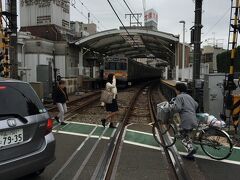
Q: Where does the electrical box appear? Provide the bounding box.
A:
[203,74,225,119]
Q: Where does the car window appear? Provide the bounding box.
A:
[0,82,46,118]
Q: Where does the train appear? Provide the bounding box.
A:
[103,56,162,87]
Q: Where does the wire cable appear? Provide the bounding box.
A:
[77,0,107,30]
[203,7,230,38]
[107,0,139,48]
[123,0,142,26]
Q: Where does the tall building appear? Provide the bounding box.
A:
[144,8,158,30]
[20,0,70,29]
[20,0,72,41]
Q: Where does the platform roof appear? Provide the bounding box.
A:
[74,28,179,61]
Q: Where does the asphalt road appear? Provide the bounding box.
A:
[17,130,240,180]
[18,133,85,180]
[196,158,240,180]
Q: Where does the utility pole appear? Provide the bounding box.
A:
[179,20,185,70]
[6,0,18,79]
[125,13,142,27]
[88,12,90,24]
[193,0,203,102]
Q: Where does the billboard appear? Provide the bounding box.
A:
[144,8,158,24]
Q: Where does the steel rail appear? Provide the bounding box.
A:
[150,84,191,180]
[47,91,101,112]
[91,84,148,180]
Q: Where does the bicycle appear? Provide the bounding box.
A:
[152,101,233,160]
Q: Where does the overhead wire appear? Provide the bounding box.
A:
[116,0,129,13]
[203,7,230,38]
[107,0,139,48]
[77,0,107,30]
[122,0,175,56]
[123,0,142,26]
[70,0,88,20]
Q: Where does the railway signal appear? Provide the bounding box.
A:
[0,52,4,76]
[0,0,10,78]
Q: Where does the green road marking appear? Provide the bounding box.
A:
[60,123,95,135]
[92,126,114,137]
[124,130,159,147]
[103,128,115,137]
[175,139,240,162]
[53,121,240,163]
[92,126,105,136]
[53,121,115,138]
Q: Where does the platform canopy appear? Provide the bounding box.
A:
[74,28,179,62]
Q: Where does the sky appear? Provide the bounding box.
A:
[14,0,231,48]
[69,0,231,48]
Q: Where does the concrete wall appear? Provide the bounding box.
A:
[24,54,53,82]
[178,63,209,81]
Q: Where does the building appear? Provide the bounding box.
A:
[202,46,225,73]
[19,1,100,98]
[70,21,97,38]
[20,0,70,29]
[17,31,80,97]
[20,0,72,41]
[144,9,158,30]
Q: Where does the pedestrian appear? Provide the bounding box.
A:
[53,80,68,125]
[101,73,118,128]
[171,82,198,160]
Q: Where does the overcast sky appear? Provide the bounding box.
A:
[70,0,231,48]
[14,0,231,48]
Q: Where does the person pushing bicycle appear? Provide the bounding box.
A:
[171,82,198,160]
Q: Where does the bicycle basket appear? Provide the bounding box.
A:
[157,101,171,123]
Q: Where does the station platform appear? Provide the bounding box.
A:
[161,80,176,87]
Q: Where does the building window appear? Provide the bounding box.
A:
[84,27,87,31]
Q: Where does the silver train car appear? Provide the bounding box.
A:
[103,57,162,86]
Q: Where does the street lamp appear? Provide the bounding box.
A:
[179,20,186,71]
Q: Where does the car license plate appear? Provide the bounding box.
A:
[0,129,23,147]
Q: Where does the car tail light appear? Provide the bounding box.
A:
[45,118,53,135]
[0,86,7,90]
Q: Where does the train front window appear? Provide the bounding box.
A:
[105,61,127,70]
[116,62,127,70]
[105,62,116,70]
[109,62,115,70]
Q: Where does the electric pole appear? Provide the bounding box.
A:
[6,0,18,79]
[193,0,203,103]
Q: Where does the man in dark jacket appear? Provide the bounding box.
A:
[53,80,69,125]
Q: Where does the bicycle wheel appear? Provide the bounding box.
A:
[152,121,176,148]
[200,127,233,160]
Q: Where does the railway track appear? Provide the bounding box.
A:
[150,84,191,180]
[48,82,190,180]
[90,82,190,180]
[47,91,101,124]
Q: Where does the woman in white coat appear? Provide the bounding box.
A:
[101,73,118,128]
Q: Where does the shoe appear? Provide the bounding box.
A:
[186,148,197,158]
[101,119,106,127]
[61,122,67,125]
[109,123,116,128]
[55,116,60,123]
[183,155,195,161]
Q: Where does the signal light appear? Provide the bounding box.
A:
[0,52,4,77]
